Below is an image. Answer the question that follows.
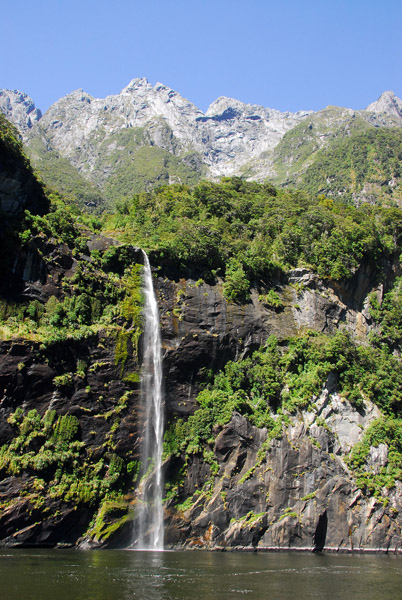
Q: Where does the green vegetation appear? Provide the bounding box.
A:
[301,128,402,204]
[27,122,205,209]
[369,277,402,350]
[0,113,49,279]
[163,322,402,507]
[271,109,371,185]
[0,192,144,353]
[104,177,402,293]
[3,109,402,542]
[258,289,284,309]
[278,508,299,521]
[86,498,132,543]
[114,263,143,377]
[20,197,88,250]
[222,258,250,302]
[164,330,402,461]
[0,113,28,159]
[348,416,402,500]
[269,109,402,206]
[230,511,266,526]
[27,135,106,212]
[103,144,203,201]
[0,408,127,507]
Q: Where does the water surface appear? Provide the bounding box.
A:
[0,549,400,600]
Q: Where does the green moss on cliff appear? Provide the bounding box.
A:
[348,415,402,500]
[86,498,132,544]
[0,408,128,508]
[114,263,143,380]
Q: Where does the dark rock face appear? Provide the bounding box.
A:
[157,256,400,420]
[0,226,401,550]
[154,260,402,552]
[158,278,272,418]
[163,410,402,552]
[0,334,141,547]
[0,114,49,298]
[0,119,48,218]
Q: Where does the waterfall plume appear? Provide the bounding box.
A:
[133,251,164,550]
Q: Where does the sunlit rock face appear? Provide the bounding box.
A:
[0,90,42,134]
[0,79,311,184]
[366,91,402,120]
[164,402,400,552]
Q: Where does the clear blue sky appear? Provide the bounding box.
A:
[2,0,401,114]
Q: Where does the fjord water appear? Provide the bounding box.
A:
[133,252,164,550]
[0,549,401,600]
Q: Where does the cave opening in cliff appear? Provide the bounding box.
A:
[313,510,328,552]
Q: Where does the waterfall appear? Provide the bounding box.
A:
[133,251,164,550]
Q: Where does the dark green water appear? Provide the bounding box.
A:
[0,549,401,600]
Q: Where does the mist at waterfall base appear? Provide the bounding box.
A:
[1,549,401,600]
[131,252,164,550]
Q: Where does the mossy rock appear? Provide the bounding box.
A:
[86,499,133,545]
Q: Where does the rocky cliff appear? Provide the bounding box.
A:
[1,79,311,178]
[0,113,48,218]
[2,234,401,551]
[154,258,402,552]
[2,216,402,551]
[0,90,42,134]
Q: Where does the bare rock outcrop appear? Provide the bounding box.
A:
[0,90,42,134]
[164,399,402,552]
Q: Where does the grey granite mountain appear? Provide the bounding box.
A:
[367,90,402,120]
[0,79,312,174]
[0,90,42,134]
[243,91,402,185]
[1,82,402,205]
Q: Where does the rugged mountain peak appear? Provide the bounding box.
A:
[366,91,402,119]
[205,96,276,121]
[118,78,201,115]
[53,89,94,109]
[206,96,312,121]
[206,96,252,116]
[120,77,153,94]
[0,89,42,133]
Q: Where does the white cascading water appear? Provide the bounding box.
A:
[133,251,164,550]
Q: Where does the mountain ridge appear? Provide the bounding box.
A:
[3,81,401,137]
[1,81,402,208]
